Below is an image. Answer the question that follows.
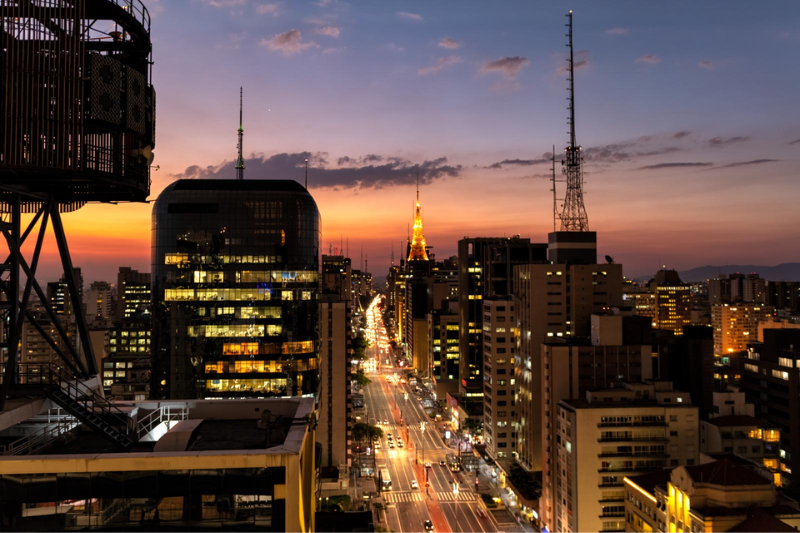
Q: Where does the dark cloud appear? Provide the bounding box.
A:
[636,54,662,65]
[707,136,751,147]
[174,152,461,189]
[480,56,530,79]
[637,162,713,170]
[789,139,800,145]
[605,27,629,36]
[557,50,590,73]
[485,155,552,169]
[709,159,779,170]
[672,131,692,139]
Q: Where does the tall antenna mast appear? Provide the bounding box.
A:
[550,144,558,232]
[559,11,589,231]
[235,87,245,180]
[304,158,308,189]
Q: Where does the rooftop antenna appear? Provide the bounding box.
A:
[235,87,245,180]
[559,11,589,231]
[550,144,559,232]
[391,243,394,266]
[304,158,308,189]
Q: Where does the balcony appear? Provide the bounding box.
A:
[598,452,667,458]
[598,421,667,428]
[598,465,665,473]
[598,435,668,443]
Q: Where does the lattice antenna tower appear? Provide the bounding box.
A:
[559,11,589,232]
[235,87,245,180]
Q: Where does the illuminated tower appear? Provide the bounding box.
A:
[235,87,245,180]
[559,11,589,232]
[407,180,429,262]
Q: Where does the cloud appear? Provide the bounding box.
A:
[261,29,317,55]
[556,50,590,73]
[699,60,713,69]
[707,136,750,148]
[438,37,461,49]
[605,27,629,35]
[790,139,800,145]
[418,55,462,76]
[637,162,713,170]
[480,56,530,80]
[396,11,423,22]
[175,152,462,189]
[323,47,345,54]
[709,159,778,170]
[256,3,279,15]
[314,26,340,38]
[315,0,332,5]
[485,156,552,169]
[672,131,692,139]
[636,54,662,65]
[386,43,405,53]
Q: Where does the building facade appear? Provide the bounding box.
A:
[556,383,699,533]
[151,179,321,400]
[482,298,516,460]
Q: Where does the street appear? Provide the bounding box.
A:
[360,299,525,533]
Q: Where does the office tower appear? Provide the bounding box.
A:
[84,281,115,324]
[709,274,733,305]
[428,303,459,397]
[732,329,800,487]
[624,458,800,533]
[117,267,151,320]
[322,254,353,304]
[46,267,83,315]
[151,179,320,400]
[103,319,152,400]
[626,289,657,327]
[766,280,800,312]
[386,264,406,344]
[458,236,547,406]
[539,314,653,531]
[482,298,516,461]
[711,303,772,358]
[513,243,623,473]
[318,294,352,468]
[651,326,715,418]
[554,382,699,533]
[651,269,692,335]
[19,312,78,383]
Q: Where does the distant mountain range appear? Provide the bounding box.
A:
[667,263,800,283]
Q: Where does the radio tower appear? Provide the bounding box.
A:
[559,11,589,232]
[235,87,245,180]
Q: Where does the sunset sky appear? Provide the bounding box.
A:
[35,0,800,284]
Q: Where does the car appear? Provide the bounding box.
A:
[439,460,446,466]
[425,462,432,469]
[398,441,404,448]
[384,420,389,426]
[387,433,393,439]
[424,520,434,531]
[411,479,419,489]
[389,442,394,448]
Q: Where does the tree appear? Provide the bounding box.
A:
[352,422,383,449]
[463,417,483,436]
[353,369,371,388]
[353,332,371,361]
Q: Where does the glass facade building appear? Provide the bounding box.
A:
[151,179,321,399]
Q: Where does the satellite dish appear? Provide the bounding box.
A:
[605,255,615,264]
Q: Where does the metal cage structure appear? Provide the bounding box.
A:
[0,0,155,450]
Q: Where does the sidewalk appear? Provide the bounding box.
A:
[475,463,538,533]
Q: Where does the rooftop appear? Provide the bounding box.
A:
[171,178,309,193]
[726,508,798,533]
[684,458,772,487]
[626,470,671,495]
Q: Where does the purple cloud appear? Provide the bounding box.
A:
[481,56,530,80]
[418,55,462,76]
[707,136,751,148]
[438,37,461,49]
[636,55,662,65]
[261,29,318,55]
[397,11,423,22]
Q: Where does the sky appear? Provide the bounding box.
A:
[31,0,800,284]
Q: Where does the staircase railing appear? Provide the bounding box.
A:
[12,363,135,449]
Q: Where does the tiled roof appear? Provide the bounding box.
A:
[706,415,778,428]
[727,507,798,532]
[684,459,772,487]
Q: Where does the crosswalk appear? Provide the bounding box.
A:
[436,491,476,502]
[384,491,423,503]
[383,491,477,503]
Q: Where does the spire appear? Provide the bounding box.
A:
[304,158,308,189]
[407,177,429,262]
[235,87,245,180]
[559,11,589,232]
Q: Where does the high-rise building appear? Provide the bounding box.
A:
[318,294,352,468]
[322,255,353,304]
[731,329,800,487]
[84,280,115,324]
[539,314,654,531]
[482,298,516,461]
[117,267,151,320]
[458,237,547,404]
[513,236,623,473]
[151,179,320,400]
[651,269,692,335]
[46,267,83,316]
[712,303,772,358]
[699,416,782,484]
[555,382,699,533]
[766,280,800,312]
[428,303,459,396]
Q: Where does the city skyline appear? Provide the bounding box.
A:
[20,0,800,283]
